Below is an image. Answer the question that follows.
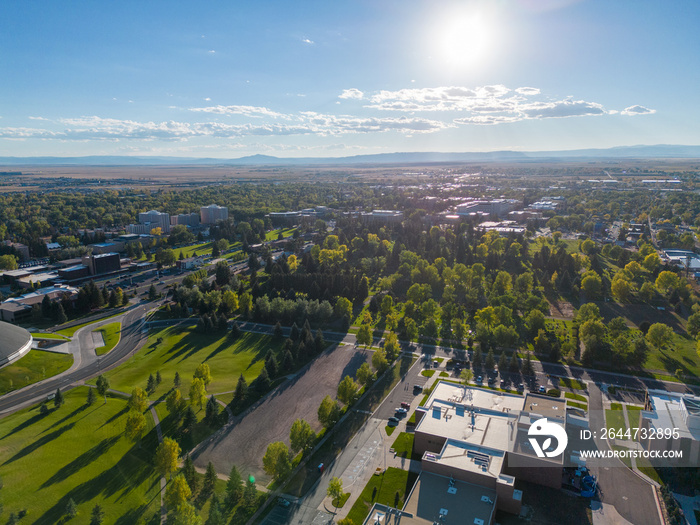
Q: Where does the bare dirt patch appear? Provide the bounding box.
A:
[192,343,371,483]
[548,299,575,319]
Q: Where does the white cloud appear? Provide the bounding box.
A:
[621,105,656,116]
[302,38,314,44]
[204,97,211,102]
[338,88,364,100]
[189,105,287,119]
[28,116,49,121]
[520,99,607,119]
[208,50,216,54]
[515,87,541,95]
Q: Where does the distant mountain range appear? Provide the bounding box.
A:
[1,144,700,166]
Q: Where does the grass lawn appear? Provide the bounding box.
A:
[30,332,70,340]
[95,322,122,356]
[565,392,587,403]
[94,326,283,398]
[605,409,627,434]
[0,350,73,395]
[173,242,213,259]
[626,406,643,430]
[610,402,623,410]
[332,492,351,509]
[346,467,417,525]
[644,331,700,379]
[390,432,414,459]
[568,401,588,411]
[385,425,396,436]
[0,387,160,524]
[57,311,123,337]
[558,376,586,390]
[265,228,297,241]
[421,370,435,378]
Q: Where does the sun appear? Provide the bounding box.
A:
[434,9,493,69]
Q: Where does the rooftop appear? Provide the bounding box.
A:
[0,321,32,361]
[644,389,700,439]
[401,472,496,525]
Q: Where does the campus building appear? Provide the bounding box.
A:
[200,204,228,225]
[0,284,78,323]
[363,382,570,525]
[0,321,32,367]
[170,212,201,227]
[639,389,700,466]
[455,199,518,218]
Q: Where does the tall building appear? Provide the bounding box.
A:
[200,204,228,225]
[138,210,170,233]
[170,213,200,227]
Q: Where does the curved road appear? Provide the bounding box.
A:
[0,302,153,415]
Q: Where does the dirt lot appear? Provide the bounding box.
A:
[192,343,371,484]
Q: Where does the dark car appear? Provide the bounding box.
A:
[388,417,399,426]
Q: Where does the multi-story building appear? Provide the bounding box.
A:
[170,213,200,227]
[455,199,518,217]
[137,210,171,233]
[200,204,228,225]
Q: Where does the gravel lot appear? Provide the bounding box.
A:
[192,343,372,483]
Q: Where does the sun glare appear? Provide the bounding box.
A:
[434,9,494,69]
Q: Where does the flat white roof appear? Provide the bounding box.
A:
[645,390,700,440]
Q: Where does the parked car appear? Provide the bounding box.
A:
[401,402,411,409]
[413,384,423,394]
[476,375,483,384]
[518,383,525,392]
[395,408,407,415]
[539,386,546,394]
[278,498,291,508]
[388,416,399,426]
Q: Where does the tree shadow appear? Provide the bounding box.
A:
[2,421,77,466]
[204,336,234,362]
[42,403,89,433]
[40,435,121,489]
[98,406,129,429]
[0,407,48,441]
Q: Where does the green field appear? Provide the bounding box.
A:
[96,326,283,397]
[265,228,297,241]
[0,387,160,523]
[643,331,700,379]
[94,322,121,356]
[565,392,587,403]
[0,350,73,395]
[346,467,417,524]
[558,376,586,390]
[57,311,124,337]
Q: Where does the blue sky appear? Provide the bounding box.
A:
[1,0,698,158]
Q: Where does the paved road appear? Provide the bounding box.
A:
[0,302,153,415]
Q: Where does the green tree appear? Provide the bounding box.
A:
[86,386,96,406]
[232,373,248,407]
[460,368,473,386]
[202,461,218,497]
[173,503,202,525]
[125,410,147,444]
[317,395,341,428]
[95,374,110,402]
[355,362,374,387]
[128,387,149,412]
[166,388,186,415]
[146,373,156,394]
[289,418,316,455]
[687,312,700,338]
[89,504,105,525]
[182,454,199,494]
[383,332,400,361]
[148,283,158,301]
[65,498,77,518]
[337,375,359,405]
[54,387,64,408]
[165,474,192,510]
[356,323,372,348]
[205,395,220,426]
[372,346,389,374]
[262,441,292,480]
[225,465,243,509]
[194,363,212,386]
[189,378,207,409]
[155,437,181,479]
[334,297,353,321]
[327,476,344,514]
[646,323,674,350]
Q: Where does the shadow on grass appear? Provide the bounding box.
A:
[42,403,89,433]
[2,421,77,466]
[0,407,48,441]
[32,429,161,525]
[99,406,129,429]
[40,435,121,489]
